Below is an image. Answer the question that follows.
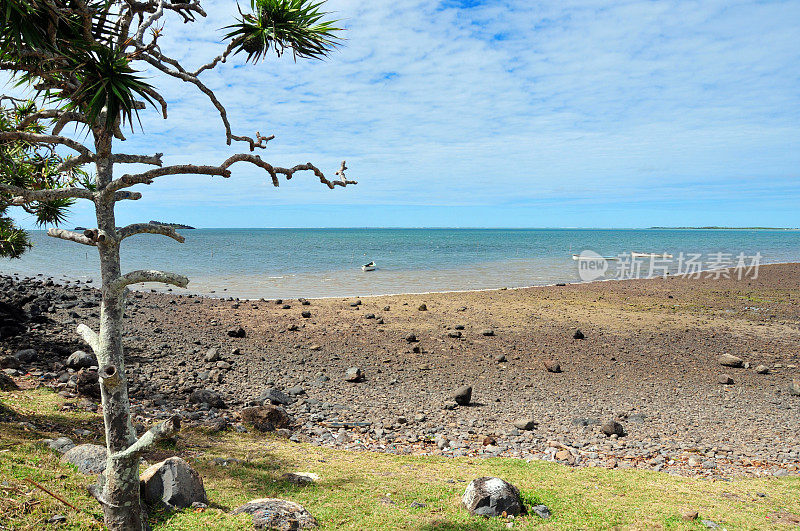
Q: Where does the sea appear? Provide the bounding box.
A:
[2,229,799,299]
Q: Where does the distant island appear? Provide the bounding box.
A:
[148,220,196,229]
[648,226,798,230]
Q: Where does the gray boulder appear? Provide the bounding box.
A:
[140,457,207,509]
[462,477,525,517]
[344,367,363,382]
[601,420,625,437]
[189,389,226,408]
[718,354,744,368]
[233,498,318,530]
[260,388,293,406]
[241,405,291,432]
[453,385,472,406]
[48,437,76,454]
[62,443,107,474]
[14,349,37,363]
[66,350,94,370]
[543,359,562,373]
[513,418,536,431]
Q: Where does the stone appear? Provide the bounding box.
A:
[189,389,226,409]
[227,326,246,338]
[532,504,551,519]
[260,388,293,406]
[543,359,561,373]
[66,350,94,369]
[681,510,699,521]
[286,386,305,396]
[297,310,311,319]
[513,418,536,431]
[240,405,291,432]
[717,374,734,385]
[718,353,743,368]
[344,367,363,382]
[494,354,506,362]
[47,437,75,454]
[76,370,100,398]
[573,329,585,340]
[282,472,319,485]
[61,444,106,475]
[453,385,472,406]
[755,364,770,374]
[233,498,318,530]
[203,348,220,362]
[447,331,462,338]
[404,333,418,343]
[789,380,800,397]
[14,349,37,362]
[418,304,427,311]
[601,420,625,437]
[140,457,207,509]
[0,372,18,391]
[462,477,525,517]
[481,329,495,336]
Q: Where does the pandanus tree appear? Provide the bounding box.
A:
[0,1,354,528]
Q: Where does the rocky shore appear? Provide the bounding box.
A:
[2,264,799,479]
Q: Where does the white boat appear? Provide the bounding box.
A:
[361,261,376,271]
[631,252,673,259]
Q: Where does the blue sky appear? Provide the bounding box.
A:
[10,0,800,228]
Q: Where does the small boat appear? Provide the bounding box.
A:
[361,261,376,271]
[631,252,673,259]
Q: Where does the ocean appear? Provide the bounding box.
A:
[3,228,799,299]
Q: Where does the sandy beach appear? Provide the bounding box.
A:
[2,263,799,478]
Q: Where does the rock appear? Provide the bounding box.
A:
[681,510,699,521]
[447,331,462,338]
[282,472,319,485]
[47,437,75,454]
[0,355,21,370]
[0,372,18,391]
[513,418,536,431]
[481,328,495,336]
[755,364,770,374]
[140,457,207,509]
[462,477,525,517]
[718,353,743,368]
[203,348,220,362]
[66,350,94,369]
[409,501,427,508]
[76,370,100,399]
[573,329,585,340]
[260,388,293,406]
[543,359,561,373]
[418,304,427,311]
[227,326,246,338]
[494,354,506,363]
[532,504,551,519]
[301,311,311,318]
[453,385,472,406]
[233,499,318,530]
[344,367,363,382]
[286,385,305,396]
[601,420,625,437]
[717,374,734,385]
[701,520,720,529]
[789,380,800,397]
[14,349,37,363]
[61,444,107,474]
[240,405,291,432]
[404,333,418,343]
[189,389,226,409]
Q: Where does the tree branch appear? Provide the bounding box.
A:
[109,269,189,294]
[109,416,181,461]
[0,131,94,157]
[47,228,97,246]
[192,37,242,76]
[117,223,185,243]
[112,153,163,166]
[0,183,94,202]
[76,323,99,353]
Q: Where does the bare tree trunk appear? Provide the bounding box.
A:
[88,133,147,530]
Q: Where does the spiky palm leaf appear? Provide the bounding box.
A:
[225,0,342,62]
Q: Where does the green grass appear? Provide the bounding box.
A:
[2,386,800,530]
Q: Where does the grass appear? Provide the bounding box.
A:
[2,386,800,530]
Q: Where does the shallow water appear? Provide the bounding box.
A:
[3,228,799,298]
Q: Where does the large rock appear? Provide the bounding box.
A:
[76,370,100,399]
[241,405,291,432]
[453,385,472,406]
[344,367,363,382]
[0,372,18,391]
[233,498,318,530]
[227,326,246,338]
[66,350,94,370]
[462,477,525,517]
[140,457,207,509]
[543,360,562,373]
[62,444,107,474]
[601,420,625,437]
[48,437,75,454]
[718,354,744,368]
[189,389,226,409]
[260,388,292,406]
[14,349,38,363]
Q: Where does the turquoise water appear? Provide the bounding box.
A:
[2,229,799,298]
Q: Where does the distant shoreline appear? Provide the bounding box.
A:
[647,226,799,230]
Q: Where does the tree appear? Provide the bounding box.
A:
[0,1,355,529]
[0,96,85,257]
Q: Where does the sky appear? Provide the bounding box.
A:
[9,0,800,228]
